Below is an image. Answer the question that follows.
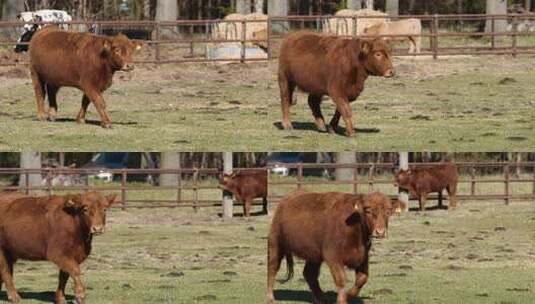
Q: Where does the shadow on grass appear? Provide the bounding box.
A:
[54,118,138,126]
[274,289,367,304]
[273,122,380,135]
[217,210,268,218]
[0,291,75,303]
[408,204,449,212]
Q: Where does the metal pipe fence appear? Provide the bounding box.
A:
[268,162,535,205]
[0,167,266,210]
[2,13,535,66]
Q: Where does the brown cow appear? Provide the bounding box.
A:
[29,26,142,128]
[0,191,117,304]
[267,191,394,304]
[0,192,27,204]
[395,163,459,211]
[219,169,268,217]
[278,30,394,137]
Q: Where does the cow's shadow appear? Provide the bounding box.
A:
[408,204,449,212]
[274,289,367,304]
[53,118,138,126]
[217,210,268,218]
[273,122,380,135]
[0,291,75,303]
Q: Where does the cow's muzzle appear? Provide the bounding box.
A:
[373,229,387,238]
[90,226,105,235]
[122,64,135,72]
[383,69,395,78]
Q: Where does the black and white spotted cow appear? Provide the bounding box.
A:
[14,9,72,53]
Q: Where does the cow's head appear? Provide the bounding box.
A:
[102,34,142,72]
[219,172,239,194]
[14,23,39,53]
[63,191,118,235]
[355,192,394,238]
[391,198,407,215]
[360,38,394,78]
[394,169,412,190]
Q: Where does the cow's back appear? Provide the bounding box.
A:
[414,163,458,192]
[235,170,267,198]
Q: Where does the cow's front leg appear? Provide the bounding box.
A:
[55,270,69,304]
[0,250,20,302]
[86,90,112,128]
[347,261,368,299]
[419,193,428,212]
[30,67,47,122]
[303,261,324,304]
[244,198,252,217]
[54,259,85,304]
[332,96,354,137]
[326,261,347,304]
[307,94,327,132]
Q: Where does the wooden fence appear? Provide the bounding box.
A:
[1,13,535,65]
[268,161,535,205]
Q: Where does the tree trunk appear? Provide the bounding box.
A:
[254,0,264,13]
[347,0,362,10]
[385,0,399,16]
[160,152,180,186]
[397,152,409,212]
[236,0,250,14]
[268,0,288,32]
[222,152,233,219]
[365,0,374,9]
[2,0,25,21]
[156,0,178,21]
[144,0,151,20]
[19,152,41,195]
[486,0,507,32]
[335,152,356,181]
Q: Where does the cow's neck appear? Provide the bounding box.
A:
[75,216,93,257]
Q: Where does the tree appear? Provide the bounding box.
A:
[254,0,264,13]
[144,0,151,19]
[268,0,288,32]
[1,0,24,21]
[155,0,178,21]
[222,152,233,219]
[385,0,399,16]
[19,152,41,195]
[335,152,356,181]
[160,152,180,187]
[347,0,362,10]
[364,0,374,9]
[236,0,250,14]
[486,0,507,32]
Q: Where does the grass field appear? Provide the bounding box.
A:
[2,197,534,304]
[1,52,535,151]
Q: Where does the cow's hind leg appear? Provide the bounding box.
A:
[46,85,59,121]
[328,110,341,134]
[278,71,295,130]
[0,250,20,302]
[243,198,252,217]
[419,193,428,212]
[30,67,47,121]
[326,261,348,304]
[447,183,458,210]
[262,196,268,215]
[76,95,91,124]
[307,94,327,132]
[55,270,69,304]
[267,234,284,303]
[303,261,324,304]
[332,96,354,137]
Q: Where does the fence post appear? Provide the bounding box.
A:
[532,164,535,196]
[240,20,246,63]
[353,166,358,194]
[512,15,518,57]
[504,164,510,205]
[267,17,272,60]
[155,22,161,64]
[25,171,29,195]
[222,152,233,219]
[46,168,52,196]
[470,165,476,197]
[121,169,127,210]
[491,16,496,50]
[176,168,182,207]
[297,163,303,191]
[193,168,199,212]
[368,164,375,192]
[189,25,194,57]
[432,14,439,59]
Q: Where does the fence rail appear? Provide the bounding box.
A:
[1,13,535,65]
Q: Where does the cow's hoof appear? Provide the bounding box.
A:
[282,123,293,130]
[75,296,85,304]
[47,115,57,122]
[345,131,355,137]
[76,118,86,124]
[37,114,47,121]
[101,123,113,129]
[55,296,66,304]
[327,125,337,135]
[316,124,327,133]
[8,292,21,303]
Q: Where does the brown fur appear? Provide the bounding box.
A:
[278,30,394,137]
[29,26,142,128]
[0,192,27,204]
[0,191,117,304]
[395,163,459,211]
[219,169,268,217]
[267,191,394,304]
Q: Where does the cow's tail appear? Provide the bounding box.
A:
[282,253,294,283]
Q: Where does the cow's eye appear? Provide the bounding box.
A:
[374,52,382,58]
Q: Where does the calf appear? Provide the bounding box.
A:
[0,191,117,304]
[219,169,268,217]
[278,30,394,137]
[267,191,394,304]
[14,10,72,53]
[395,163,459,211]
[364,18,422,54]
[29,27,142,128]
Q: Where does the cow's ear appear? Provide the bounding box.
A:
[102,42,111,55]
[106,194,118,206]
[64,195,85,213]
[361,40,372,56]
